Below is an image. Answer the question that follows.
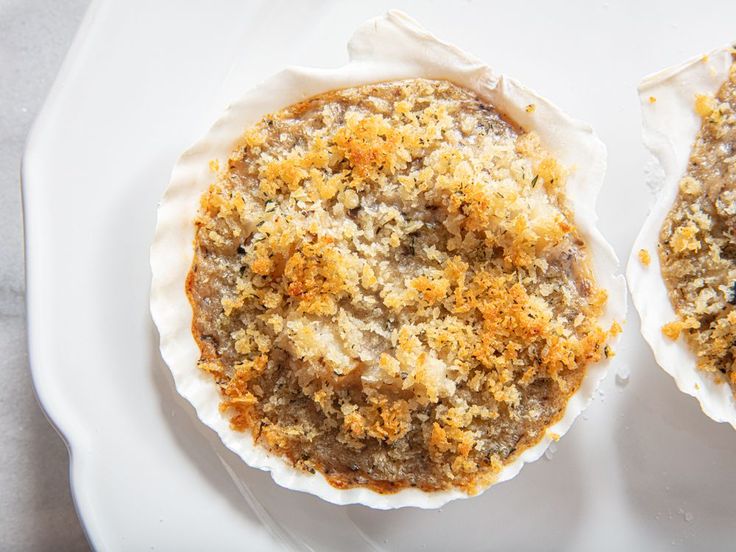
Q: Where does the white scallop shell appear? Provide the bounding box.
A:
[150,10,627,509]
[628,45,736,428]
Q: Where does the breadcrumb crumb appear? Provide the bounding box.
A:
[659,63,736,389]
[187,79,613,493]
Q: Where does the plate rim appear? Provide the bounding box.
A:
[22,1,121,549]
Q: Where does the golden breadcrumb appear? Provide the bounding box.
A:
[659,62,736,389]
[187,79,615,494]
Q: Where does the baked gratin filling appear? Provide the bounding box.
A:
[660,63,736,391]
[187,79,616,493]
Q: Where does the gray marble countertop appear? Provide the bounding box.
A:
[1,0,90,549]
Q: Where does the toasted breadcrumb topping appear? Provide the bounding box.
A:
[638,248,651,266]
[187,79,613,493]
[659,62,736,389]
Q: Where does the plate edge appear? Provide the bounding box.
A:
[21,0,112,549]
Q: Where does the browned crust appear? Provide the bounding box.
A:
[183,79,614,494]
[658,61,736,390]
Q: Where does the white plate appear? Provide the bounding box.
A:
[23,0,736,550]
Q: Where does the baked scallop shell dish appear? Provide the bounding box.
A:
[150,11,626,508]
[630,45,736,428]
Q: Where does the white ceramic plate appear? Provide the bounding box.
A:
[23,0,736,550]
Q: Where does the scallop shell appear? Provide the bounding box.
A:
[628,44,736,428]
[150,10,627,509]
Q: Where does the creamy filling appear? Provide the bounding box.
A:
[188,79,611,493]
[659,64,736,390]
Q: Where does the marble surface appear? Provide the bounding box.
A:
[1,0,90,549]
